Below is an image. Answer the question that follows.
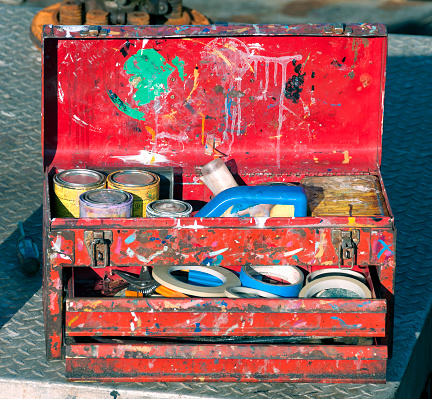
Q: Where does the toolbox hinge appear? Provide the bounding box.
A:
[331,229,360,269]
[84,231,113,268]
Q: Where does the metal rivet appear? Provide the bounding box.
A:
[171,77,176,81]
[170,95,175,99]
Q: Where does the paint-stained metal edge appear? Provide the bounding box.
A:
[42,23,387,42]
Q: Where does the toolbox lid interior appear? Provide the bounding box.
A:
[42,24,387,176]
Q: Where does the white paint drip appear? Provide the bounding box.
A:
[72,115,89,126]
[208,247,229,257]
[283,248,303,257]
[202,38,302,162]
[131,312,138,322]
[254,217,269,228]
[126,248,135,258]
[58,84,64,103]
[130,322,135,332]
[52,236,62,252]
[175,219,205,231]
[62,26,85,38]
[112,150,170,165]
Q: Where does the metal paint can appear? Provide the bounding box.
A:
[53,169,106,218]
[107,170,160,217]
[79,189,133,218]
[146,199,193,218]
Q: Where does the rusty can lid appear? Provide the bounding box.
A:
[54,169,106,188]
[146,200,192,217]
[108,170,159,187]
[80,189,133,207]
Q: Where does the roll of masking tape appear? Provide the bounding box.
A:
[299,276,371,299]
[225,286,282,298]
[305,268,367,285]
[240,265,304,297]
[152,265,240,297]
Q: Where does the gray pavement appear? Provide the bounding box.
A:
[1,1,432,398]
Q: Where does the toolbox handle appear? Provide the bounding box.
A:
[195,186,307,218]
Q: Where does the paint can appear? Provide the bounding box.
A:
[79,189,133,218]
[107,170,160,217]
[53,169,106,218]
[146,199,193,218]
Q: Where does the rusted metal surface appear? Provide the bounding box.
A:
[41,23,395,381]
[65,344,387,383]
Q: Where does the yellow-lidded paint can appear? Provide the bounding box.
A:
[53,169,106,218]
[107,170,160,217]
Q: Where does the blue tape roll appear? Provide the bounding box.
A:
[240,265,304,298]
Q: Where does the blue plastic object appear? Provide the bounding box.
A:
[195,186,308,218]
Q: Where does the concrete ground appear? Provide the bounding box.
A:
[2,0,432,35]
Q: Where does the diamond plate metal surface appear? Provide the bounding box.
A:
[0,5,431,397]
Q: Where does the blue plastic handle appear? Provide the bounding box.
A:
[195,186,308,218]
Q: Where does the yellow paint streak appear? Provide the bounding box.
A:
[303,52,311,67]
[314,231,326,259]
[150,155,155,165]
[269,135,282,139]
[211,50,232,68]
[323,261,334,265]
[186,67,200,101]
[342,150,352,164]
[163,110,177,121]
[348,217,356,226]
[313,157,319,163]
[145,126,156,141]
[199,112,205,144]
[68,315,80,327]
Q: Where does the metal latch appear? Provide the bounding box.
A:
[84,231,113,267]
[331,229,360,269]
[324,23,353,35]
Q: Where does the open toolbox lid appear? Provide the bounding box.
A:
[42,23,387,175]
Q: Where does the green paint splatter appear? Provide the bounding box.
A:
[108,90,146,121]
[124,49,176,105]
[172,56,186,81]
[108,49,185,121]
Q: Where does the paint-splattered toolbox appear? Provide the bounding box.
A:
[42,23,394,383]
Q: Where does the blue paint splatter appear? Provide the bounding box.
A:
[201,257,214,266]
[292,255,299,261]
[377,239,393,259]
[213,254,224,266]
[194,323,202,332]
[226,89,233,117]
[331,316,362,329]
[203,28,210,33]
[155,323,160,329]
[272,259,281,264]
[125,232,136,244]
[331,103,341,106]
[165,235,172,240]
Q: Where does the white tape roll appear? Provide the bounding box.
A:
[299,276,372,299]
[306,268,367,285]
[152,265,240,297]
[225,286,282,298]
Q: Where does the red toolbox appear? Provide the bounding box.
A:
[42,22,394,383]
